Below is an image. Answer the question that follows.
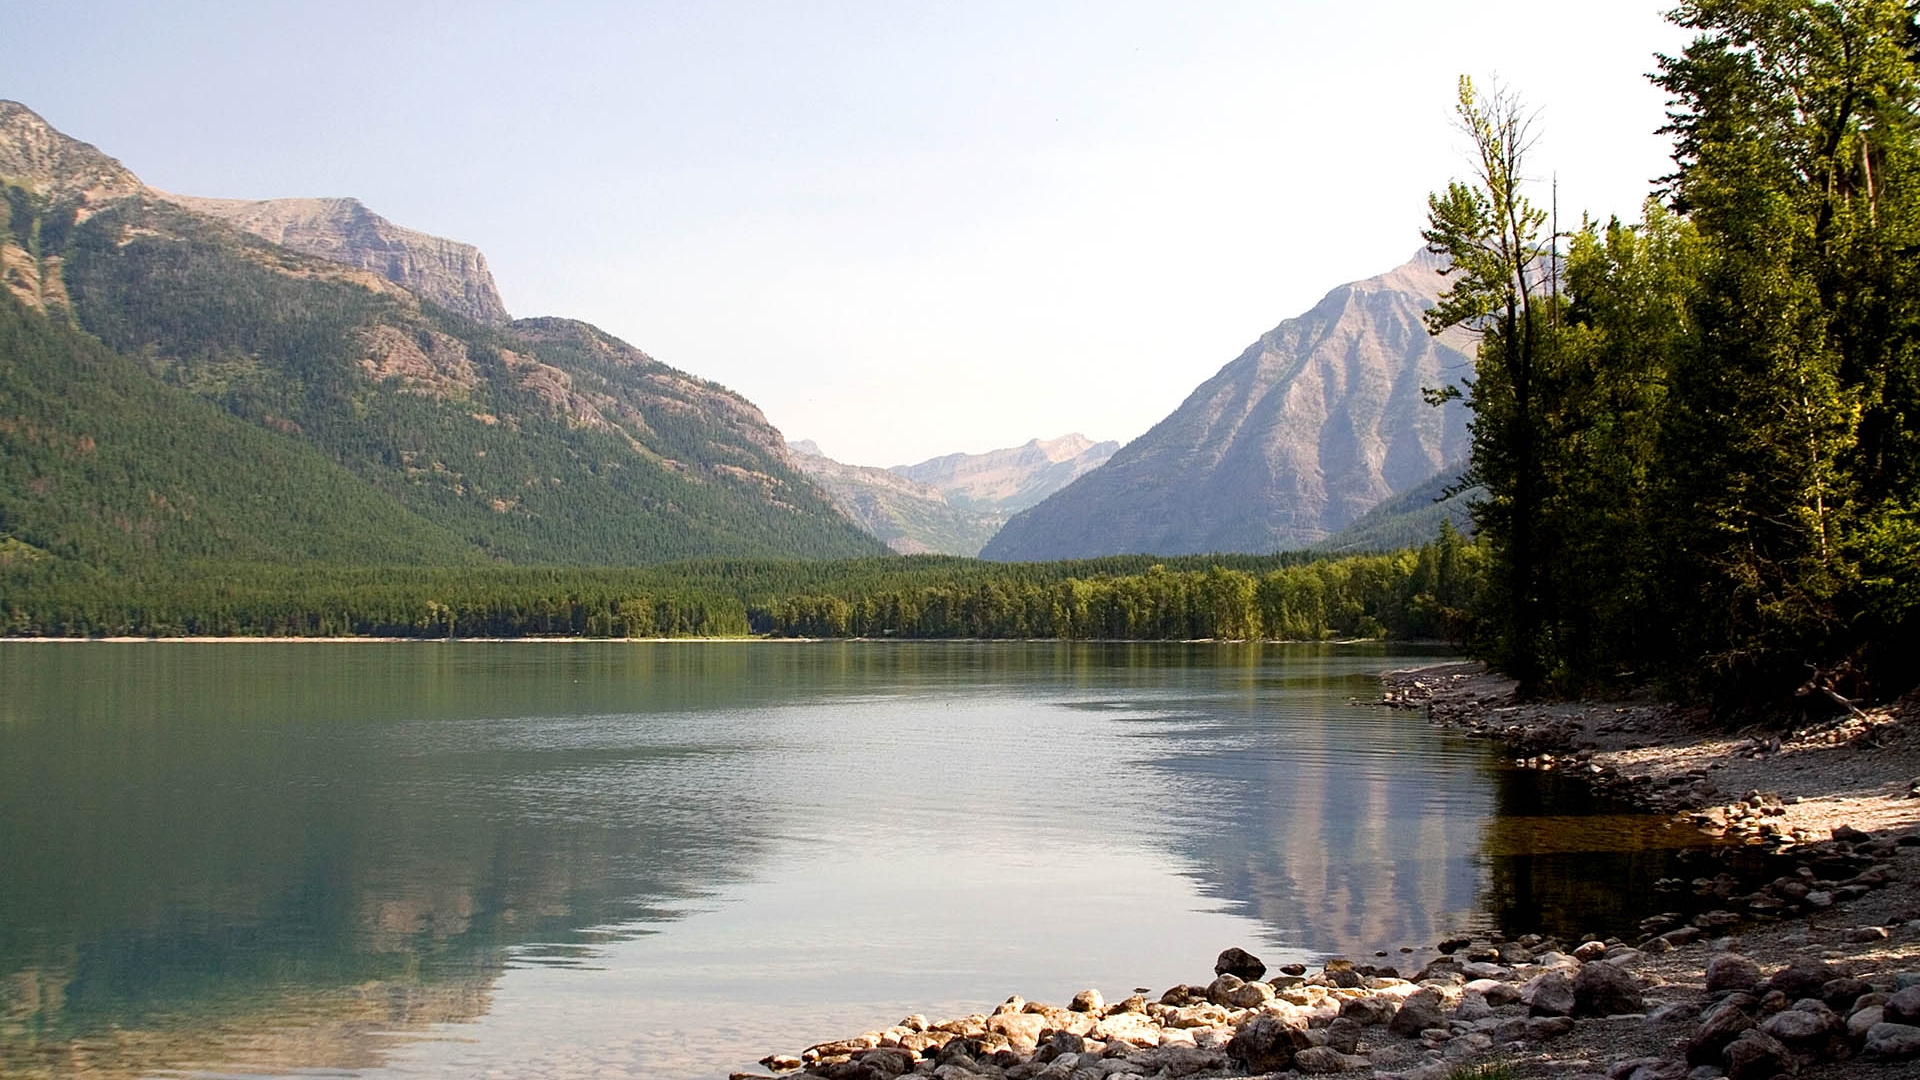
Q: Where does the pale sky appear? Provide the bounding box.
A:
[12,2,1687,467]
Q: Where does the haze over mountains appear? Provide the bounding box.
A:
[983,253,1474,560]
[787,435,1117,556]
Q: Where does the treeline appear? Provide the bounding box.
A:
[765,526,1479,640]
[0,562,752,639]
[0,527,1482,641]
[1425,2,1920,704]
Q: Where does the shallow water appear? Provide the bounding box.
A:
[0,641,1710,1078]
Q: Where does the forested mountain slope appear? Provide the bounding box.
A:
[0,100,883,566]
[983,253,1473,560]
[0,292,477,566]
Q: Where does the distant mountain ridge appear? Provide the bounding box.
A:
[786,435,1116,556]
[891,434,1118,515]
[0,99,883,567]
[982,253,1473,560]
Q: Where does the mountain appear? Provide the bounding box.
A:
[981,253,1473,560]
[0,100,884,567]
[785,441,1003,556]
[891,434,1119,515]
[782,435,1117,556]
[1313,462,1480,553]
[159,194,511,325]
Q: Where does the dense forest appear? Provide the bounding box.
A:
[0,527,1481,642]
[1424,0,1920,706]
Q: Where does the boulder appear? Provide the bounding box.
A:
[1686,996,1757,1066]
[1208,975,1274,1010]
[1388,988,1448,1037]
[1821,977,1872,1012]
[1759,1005,1838,1044]
[1090,1013,1160,1049]
[857,1049,916,1077]
[1324,1016,1364,1055]
[1151,1044,1225,1078]
[1225,1012,1309,1074]
[1848,1005,1885,1041]
[1705,953,1762,994]
[1526,1016,1575,1040]
[1886,985,1920,1025]
[1214,947,1266,981]
[1454,992,1493,1022]
[1574,960,1644,1016]
[1527,971,1576,1017]
[1574,940,1609,962]
[1762,958,1837,1000]
[986,1012,1046,1051]
[1338,995,1397,1027]
[1863,1022,1920,1059]
[1069,989,1104,1014]
[1466,978,1522,1007]
[1722,1028,1791,1080]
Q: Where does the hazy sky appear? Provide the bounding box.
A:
[13,2,1687,466]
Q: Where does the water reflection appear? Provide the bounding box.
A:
[0,641,1700,1080]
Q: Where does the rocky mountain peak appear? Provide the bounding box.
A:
[0,100,143,207]
[981,251,1473,560]
[159,193,511,325]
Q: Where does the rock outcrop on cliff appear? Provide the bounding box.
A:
[160,194,511,325]
[982,253,1474,560]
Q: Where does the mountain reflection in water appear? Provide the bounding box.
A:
[0,642,1708,1079]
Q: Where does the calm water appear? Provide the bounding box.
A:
[0,641,1707,1079]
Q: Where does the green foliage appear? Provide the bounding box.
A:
[0,291,479,567]
[1422,76,1556,691]
[1427,2,1920,706]
[1315,463,1481,554]
[0,532,1484,642]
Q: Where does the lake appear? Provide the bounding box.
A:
[0,641,1706,1079]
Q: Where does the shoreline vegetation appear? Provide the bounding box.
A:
[0,529,1481,643]
[756,662,1920,1080]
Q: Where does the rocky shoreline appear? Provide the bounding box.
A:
[750,663,1920,1080]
